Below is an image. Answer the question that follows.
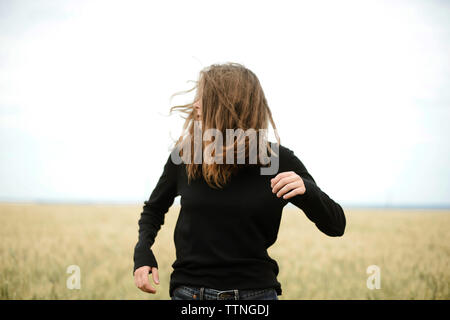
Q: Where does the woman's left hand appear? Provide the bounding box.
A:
[271,171,306,199]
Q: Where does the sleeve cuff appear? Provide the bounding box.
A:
[133,247,158,275]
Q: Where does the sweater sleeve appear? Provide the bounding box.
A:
[133,153,178,274]
[283,147,346,237]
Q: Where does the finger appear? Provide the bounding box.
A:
[151,267,160,285]
[283,186,306,199]
[135,267,149,288]
[272,174,298,194]
[134,271,143,288]
[271,172,295,191]
[134,274,140,288]
[272,174,298,193]
[141,280,157,294]
[139,273,156,294]
[138,271,149,289]
[276,181,301,198]
[270,171,293,187]
[135,271,144,288]
[139,272,150,287]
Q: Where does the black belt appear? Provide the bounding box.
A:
[199,287,240,300]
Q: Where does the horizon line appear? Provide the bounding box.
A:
[0,199,449,210]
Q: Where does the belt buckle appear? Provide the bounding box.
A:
[217,290,237,300]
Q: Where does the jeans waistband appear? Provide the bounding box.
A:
[175,285,276,300]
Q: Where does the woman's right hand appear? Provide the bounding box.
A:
[134,266,160,294]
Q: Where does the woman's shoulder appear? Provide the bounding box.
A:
[268,141,298,158]
[268,141,306,173]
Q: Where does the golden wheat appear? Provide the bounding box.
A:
[0,203,448,299]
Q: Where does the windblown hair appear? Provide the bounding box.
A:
[169,62,280,188]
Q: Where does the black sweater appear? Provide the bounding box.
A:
[133,144,346,297]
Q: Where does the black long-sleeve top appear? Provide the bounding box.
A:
[133,143,346,297]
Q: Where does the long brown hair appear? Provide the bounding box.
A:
[169,62,280,188]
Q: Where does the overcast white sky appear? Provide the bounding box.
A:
[0,0,449,207]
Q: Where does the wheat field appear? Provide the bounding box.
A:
[0,203,448,299]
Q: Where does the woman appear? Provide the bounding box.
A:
[133,62,346,300]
